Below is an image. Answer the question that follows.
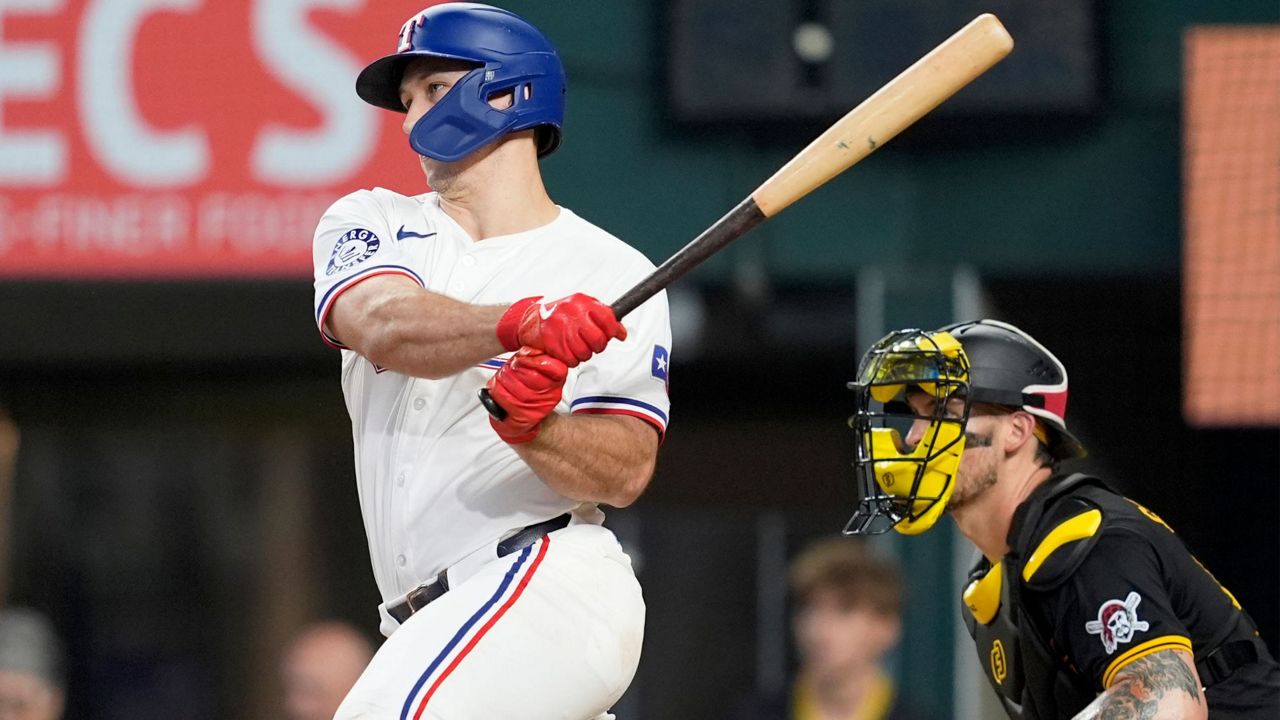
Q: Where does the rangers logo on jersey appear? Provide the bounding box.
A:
[1085,591,1150,654]
[326,228,381,276]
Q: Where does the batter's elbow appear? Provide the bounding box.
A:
[607,463,655,508]
[359,319,451,379]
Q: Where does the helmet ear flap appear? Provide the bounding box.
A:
[409,68,511,162]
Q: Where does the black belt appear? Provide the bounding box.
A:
[1197,637,1272,687]
[386,514,571,625]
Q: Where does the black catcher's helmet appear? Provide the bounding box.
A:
[940,319,1085,460]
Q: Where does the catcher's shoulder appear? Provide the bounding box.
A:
[1020,478,1151,591]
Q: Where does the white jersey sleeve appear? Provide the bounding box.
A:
[567,287,672,439]
[313,189,426,348]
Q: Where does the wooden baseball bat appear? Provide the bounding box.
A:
[482,14,1014,419]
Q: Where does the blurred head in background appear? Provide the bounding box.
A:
[280,621,375,720]
[0,608,65,720]
[789,537,903,685]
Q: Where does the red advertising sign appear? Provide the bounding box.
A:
[0,0,441,278]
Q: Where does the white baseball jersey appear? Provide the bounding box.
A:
[312,187,672,609]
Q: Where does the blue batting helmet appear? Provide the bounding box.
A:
[355,3,566,163]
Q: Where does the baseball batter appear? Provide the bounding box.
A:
[311,5,671,719]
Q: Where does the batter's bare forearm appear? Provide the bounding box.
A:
[1072,651,1205,720]
[516,413,657,508]
[329,278,507,378]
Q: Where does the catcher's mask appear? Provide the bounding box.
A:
[844,329,970,536]
[844,319,1087,536]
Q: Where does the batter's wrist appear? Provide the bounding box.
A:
[496,296,541,351]
[490,416,541,444]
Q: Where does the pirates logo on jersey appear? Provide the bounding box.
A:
[1085,591,1150,654]
[326,228,381,276]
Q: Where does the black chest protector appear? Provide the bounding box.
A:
[961,474,1108,719]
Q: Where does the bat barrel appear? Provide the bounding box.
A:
[750,13,1013,218]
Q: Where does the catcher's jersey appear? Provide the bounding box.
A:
[1027,492,1278,713]
[965,475,1279,719]
[312,187,671,604]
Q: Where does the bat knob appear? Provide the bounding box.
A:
[478,388,509,421]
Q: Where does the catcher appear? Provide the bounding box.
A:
[844,319,1279,719]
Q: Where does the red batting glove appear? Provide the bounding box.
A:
[485,348,569,444]
[495,294,627,367]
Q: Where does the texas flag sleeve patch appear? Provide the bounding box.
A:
[651,345,670,382]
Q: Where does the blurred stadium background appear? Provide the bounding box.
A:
[0,0,1276,718]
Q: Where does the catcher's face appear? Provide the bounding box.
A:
[904,391,1003,512]
[845,328,971,535]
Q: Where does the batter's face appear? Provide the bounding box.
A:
[903,391,1004,512]
[398,58,516,186]
[399,58,474,178]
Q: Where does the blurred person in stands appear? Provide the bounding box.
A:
[730,536,922,720]
[0,608,64,720]
[281,621,375,720]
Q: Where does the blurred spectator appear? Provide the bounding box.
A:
[281,621,374,720]
[0,607,65,720]
[0,406,17,604]
[730,537,921,720]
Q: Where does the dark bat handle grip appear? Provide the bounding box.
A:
[478,388,508,421]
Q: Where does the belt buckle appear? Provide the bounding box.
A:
[391,571,450,623]
[404,583,433,614]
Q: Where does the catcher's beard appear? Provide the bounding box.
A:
[947,433,997,512]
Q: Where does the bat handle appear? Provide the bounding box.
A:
[478,388,509,421]
[479,298,632,422]
[478,277,672,422]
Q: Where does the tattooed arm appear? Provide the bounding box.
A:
[1072,649,1206,720]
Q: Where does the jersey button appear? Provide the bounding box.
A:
[461,256,476,267]
[396,554,407,567]
[396,472,406,487]
[412,397,426,411]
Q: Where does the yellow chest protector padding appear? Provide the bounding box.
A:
[1022,508,1102,585]
[964,560,1003,625]
[1019,495,1106,592]
[961,489,1107,633]
[963,560,1027,705]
